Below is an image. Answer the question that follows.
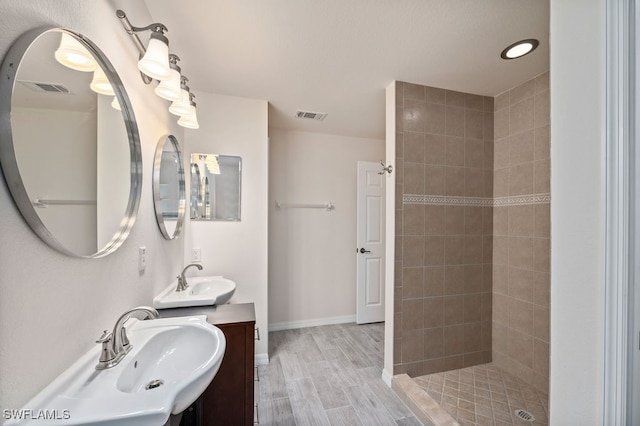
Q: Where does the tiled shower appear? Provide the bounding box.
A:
[393,73,550,396]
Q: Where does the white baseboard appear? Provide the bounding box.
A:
[255,353,269,366]
[268,315,356,332]
[381,368,393,387]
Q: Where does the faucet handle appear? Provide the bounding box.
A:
[96,330,116,368]
[96,329,113,343]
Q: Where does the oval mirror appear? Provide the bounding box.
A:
[0,27,142,257]
[153,135,185,239]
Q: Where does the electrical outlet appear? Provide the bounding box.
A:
[138,246,146,272]
[191,248,201,262]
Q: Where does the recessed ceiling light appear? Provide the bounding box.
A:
[500,39,539,60]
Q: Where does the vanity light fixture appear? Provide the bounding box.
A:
[54,33,96,72]
[500,39,539,60]
[116,9,199,130]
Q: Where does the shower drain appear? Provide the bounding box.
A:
[514,409,535,422]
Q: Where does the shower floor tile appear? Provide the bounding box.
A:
[413,363,548,426]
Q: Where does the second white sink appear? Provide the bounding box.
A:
[153,276,236,309]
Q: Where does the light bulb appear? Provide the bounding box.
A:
[178,106,199,129]
[54,33,96,72]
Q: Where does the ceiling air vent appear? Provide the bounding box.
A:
[19,81,70,94]
[295,110,327,121]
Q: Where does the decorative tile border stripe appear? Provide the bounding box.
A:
[403,193,550,207]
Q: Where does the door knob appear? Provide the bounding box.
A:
[359,248,371,254]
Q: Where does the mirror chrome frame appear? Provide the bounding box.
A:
[0,27,142,258]
[153,135,185,240]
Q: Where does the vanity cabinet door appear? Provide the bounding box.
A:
[201,320,255,426]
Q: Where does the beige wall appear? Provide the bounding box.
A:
[492,72,550,394]
[394,82,494,376]
[268,129,384,329]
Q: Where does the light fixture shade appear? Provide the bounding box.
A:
[111,96,122,111]
[138,34,171,80]
[154,67,181,101]
[169,89,192,116]
[89,66,115,95]
[54,33,96,72]
[178,106,199,129]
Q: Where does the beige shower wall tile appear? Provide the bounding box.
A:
[534,90,551,127]
[535,71,550,93]
[404,132,425,164]
[425,205,445,235]
[424,266,445,297]
[426,103,447,135]
[425,165,445,195]
[495,91,509,111]
[510,79,536,105]
[509,129,534,165]
[534,125,550,160]
[404,82,426,101]
[445,136,465,166]
[533,271,550,306]
[446,90,466,107]
[403,266,423,299]
[424,327,444,360]
[493,264,508,296]
[464,264,483,293]
[404,162,425,194]
[404,204,425,236]
[425,236,445,265]
[464,206,483,235]
[444,264,465,295]
[445,205,465,235]
[465,168,484,197]
[466,93,484,111]
[484,111,494,141]
[509,236,534,270]
[509,298,534,335]
[465,138,485,169]
[534,159,551,193]
[424,296,445,328]
[507,328,533,368]
[425,133,446,165]
[403,99,426,132]
[403,298,424,330]
[508,205,534,237]
[494,108,510,140]
[465,109,484,139]
[444,166,465,196]
[534,237,550,272]
[403,236,425,267]
[509,267,534,303]
[427,86,446,104]
[446,106,465,137]
[494,138,509,170]
[509,163,534,196]
[534,203,550,238]
[510,98,535,134]
[534,305,550,342]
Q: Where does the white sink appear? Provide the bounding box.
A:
[153,276,236,309]
[7,316,225,425]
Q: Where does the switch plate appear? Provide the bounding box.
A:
[191,248,201,262]
[138,246,146,272]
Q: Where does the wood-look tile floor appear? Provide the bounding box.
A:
[256,322,421,426]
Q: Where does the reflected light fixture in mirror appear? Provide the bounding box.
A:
[54,32,96,72]
[89,66,114,96]
[116,10,199,130]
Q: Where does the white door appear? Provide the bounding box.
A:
[356,161,385,324]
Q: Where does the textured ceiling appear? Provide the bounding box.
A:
[143,0,549,139]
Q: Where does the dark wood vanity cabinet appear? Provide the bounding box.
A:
[160,303,256,426]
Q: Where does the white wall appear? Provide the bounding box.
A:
[183,92,269,358]
[550,0,604,423]
[0,0,184,411]
[268,129,384,329]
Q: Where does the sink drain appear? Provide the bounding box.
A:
[514,409,535,422]
[145,379,164,390]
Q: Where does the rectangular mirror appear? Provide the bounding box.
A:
[190,153,241,221]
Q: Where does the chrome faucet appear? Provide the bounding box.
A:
[176,263,203,291]
[95,306,159,370]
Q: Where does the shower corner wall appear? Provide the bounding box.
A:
[393,80,495,378]
[393,73,550,397]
